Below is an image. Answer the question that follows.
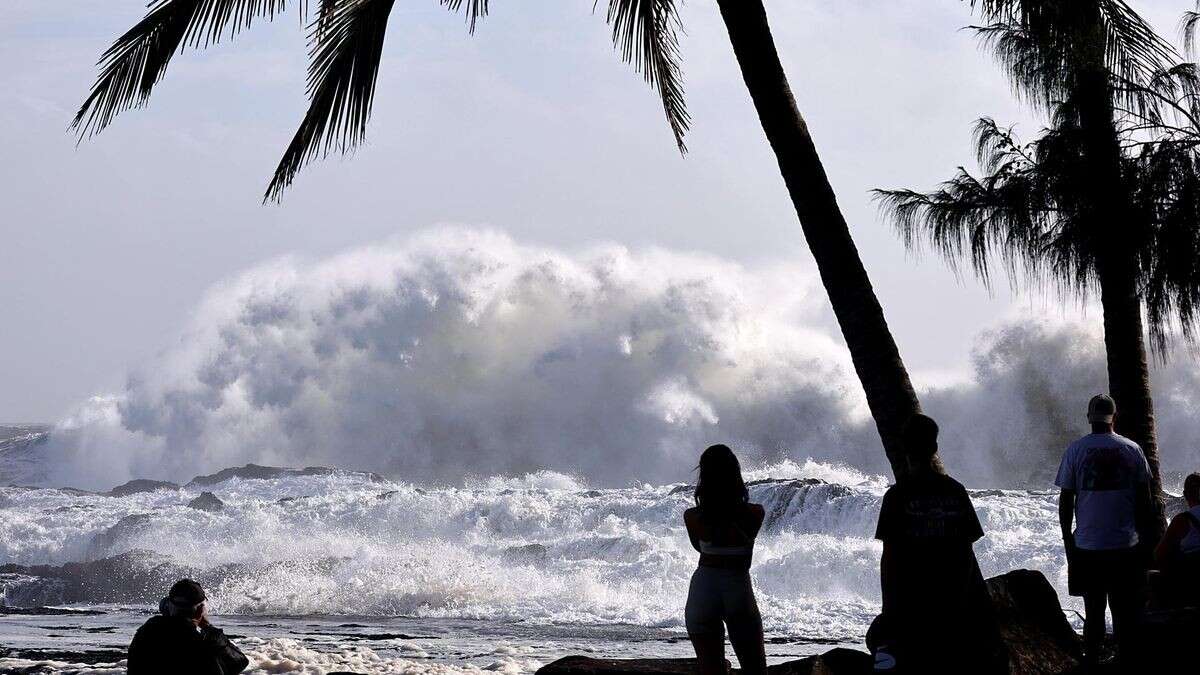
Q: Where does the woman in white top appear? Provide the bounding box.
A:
[683,444,766,675]
[1156,472,1200,562]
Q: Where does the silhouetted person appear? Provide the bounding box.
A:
[1152,472,1200,607]
[1056,394,1154,667]
[869,414,1004,674]
[684,444,767,675]
[127,579,249,675]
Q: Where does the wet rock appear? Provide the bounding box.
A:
[0,550,189,605]
[502,543,548,564]
[89,513,154,555]
[667,484,693,496]
[537,650,871,675]
[1138,607,1200,672]
[538,657,710,675]
[186,463,386,487]
[986,569,1081,675]
[0,606,105,616]
[187,491,225,512]
[108,479,179,497]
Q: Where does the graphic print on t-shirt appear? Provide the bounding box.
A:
[900,493,976,538]
[1055,433,1150,550]
[1079,446,1138,491]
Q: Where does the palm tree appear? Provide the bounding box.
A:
[73,0,926,478]
[876,1,1200,512]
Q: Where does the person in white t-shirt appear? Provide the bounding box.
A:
[1056,394,1155,666]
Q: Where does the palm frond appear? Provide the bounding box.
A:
[441,0,488,34]
[265,0,397,202]
[969,1,1178,115]
[1129,139,1200,352]
[603,0,690,152]
[72,0,287,138]
[1182,4,1200,58]
[875,118,1088,296]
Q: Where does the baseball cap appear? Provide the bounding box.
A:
[1087,394,1116,424]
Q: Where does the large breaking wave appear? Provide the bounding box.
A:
[13,227,1200,491]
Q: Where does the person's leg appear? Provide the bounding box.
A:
[1082,591,1108,659]
[723,581,766,675]
[687,632,727,675]
[685,569,727,675]
[1108,553,1146,669]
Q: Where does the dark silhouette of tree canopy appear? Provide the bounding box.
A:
[75,0,926,478]
[877,1,1200,509]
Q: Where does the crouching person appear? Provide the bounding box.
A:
[867,415,1007,674]
[1152,472,1200,608]
[128,579,249,675]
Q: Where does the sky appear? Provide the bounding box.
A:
[0,0,1190,422]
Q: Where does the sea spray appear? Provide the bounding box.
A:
[15,229,1200,493]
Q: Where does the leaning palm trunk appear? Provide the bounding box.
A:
[713,0,930,479]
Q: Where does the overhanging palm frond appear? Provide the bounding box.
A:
[71,0,287,138]
[874,118,1083,294]
[265,0,397,202]
[604,0,690,152]
[1130,139,1200,352]
[441,0,489,34]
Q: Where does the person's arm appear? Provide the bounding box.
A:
[746,503,766,539]
[683,508,703,553]
[199,620,250,675]
[1059,489,1077,555]
[880,541,900,615]
[1155,514,1190,566]
[126,626,145,675]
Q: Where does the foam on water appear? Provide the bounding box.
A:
[0,460,1071,642]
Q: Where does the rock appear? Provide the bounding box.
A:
[986,569,1081,675]
[108,479,179,497]
[186,463,386,487]
[187,491,225,512]
[1138,607,1200,672]
[537,649,872,675]
[537,657,707,675]
[187,463,296,486]
[502,543,548,564]
[0,550,190,605]
[88,513,154,556]
[767,649,872,675]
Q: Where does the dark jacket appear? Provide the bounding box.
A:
[127,615,249,675]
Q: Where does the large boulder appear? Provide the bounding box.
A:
[987,569,1081,674]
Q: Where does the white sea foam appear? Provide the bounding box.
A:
[0,461,1072,639]
[0,638,543,675]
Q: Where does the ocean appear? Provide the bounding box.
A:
[0,459,1077,674]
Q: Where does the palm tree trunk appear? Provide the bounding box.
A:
[713,0,928,479]
[1074,8,1166,534]
[1097,260,1164,494]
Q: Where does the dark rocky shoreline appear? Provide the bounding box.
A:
[536,570,1198,675]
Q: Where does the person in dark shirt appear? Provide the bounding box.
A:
[127,579,249,675]
[868,414,1005,673]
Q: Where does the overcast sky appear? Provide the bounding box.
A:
[0,1,1189,421]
